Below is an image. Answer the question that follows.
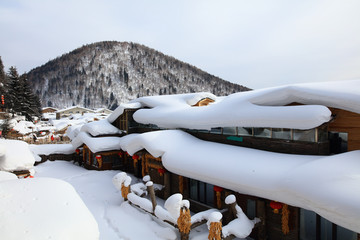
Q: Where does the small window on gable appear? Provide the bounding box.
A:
[192,98,215,107]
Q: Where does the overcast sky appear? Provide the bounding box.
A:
[1,0,360,89]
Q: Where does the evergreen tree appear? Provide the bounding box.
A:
[5,66,21,115]
[4,67,42,121]
[0,57,6,110]
[0,57,6,90]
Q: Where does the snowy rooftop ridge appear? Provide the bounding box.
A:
[115,130,360,234]
[108,80,360,130]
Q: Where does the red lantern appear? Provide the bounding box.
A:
[95,155,102,168]
[1,95,4,105]
[132,154,139,160]
[158,168,166,176]
[270,201,283,214]
[75,149,80,154]
[118,152,123,157]
[125,152,129,156]
[213,186,224,192]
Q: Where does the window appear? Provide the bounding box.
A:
[254,128,271,138]
[210,127,222,134]
[293,129,315,142]
[237,127,253,136]
[272,128,291,140]
[223,127,237,135]
[300,209,357,240]
[189,179,214,207]
[246,199,256,219]
[329,132,348,154]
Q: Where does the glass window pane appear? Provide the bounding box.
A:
[238,127,253,136]
[254,128,271,138]
[205,183,214,206]
[189,179,198,201]
[246,199,256,219]
[337,225,357,240]
[294,129,315,142]
[321,217,333,240]
[210,127,222,134]
[199,182,205,203]
[272,128,291,140]
[300,209,317,240]
[223,127,237,135]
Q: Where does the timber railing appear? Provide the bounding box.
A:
[113,172,259,240]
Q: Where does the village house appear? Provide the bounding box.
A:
[55,106,95,119]
[41,107,58,114]
[69,80,360,240]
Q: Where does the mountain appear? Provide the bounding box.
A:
[27,41,250,110]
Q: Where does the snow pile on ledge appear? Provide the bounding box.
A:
[29,144,76,156]
[116,130,360,233]
[0,177,99,240]
[0,139,35,171]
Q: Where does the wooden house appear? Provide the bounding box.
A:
[41,107,58,114]
[72,83,360,240]
[56,106,95,119]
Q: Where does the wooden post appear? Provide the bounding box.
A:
[146,182,157,212]
[256,199,267,240]
[227,201,237,220]
[179,176,184,194]
[164,171,171,199]
[178,206,191,240]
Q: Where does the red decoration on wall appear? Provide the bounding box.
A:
[213,186,224,192]
[118,152,123,157]
[132,154,139,160]
[75,149,80,154]
[96,155,102,160]
[158,168,166,176]
[270,201,283,214]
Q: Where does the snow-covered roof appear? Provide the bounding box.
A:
[29,144,76,156]
[71,132,125,153]
[115,130,360,234]
[80,119,122,137]
[0,177,99,239]
[110,80,360,130]
[107,102,142,123]
[56,106,95,113]
[0,139,35,171]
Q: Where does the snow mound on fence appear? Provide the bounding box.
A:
[0,139,35,171]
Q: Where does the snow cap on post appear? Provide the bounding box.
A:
[225,194,236,205]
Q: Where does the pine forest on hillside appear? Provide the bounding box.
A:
[26,41,250,110]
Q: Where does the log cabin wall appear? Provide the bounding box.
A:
[328,108,360,151]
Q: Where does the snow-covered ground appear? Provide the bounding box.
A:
[33,160,216,240]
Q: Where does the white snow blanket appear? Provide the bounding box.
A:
[117,130,360,233]
[0,139,35,171]
[0,171,18,181]
[0,177,99,240]
[108,80,360,130]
